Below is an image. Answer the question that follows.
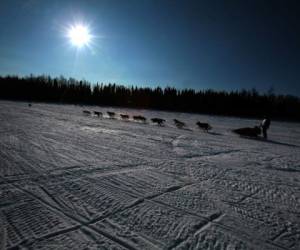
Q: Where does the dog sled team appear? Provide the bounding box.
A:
[82,109,271,139]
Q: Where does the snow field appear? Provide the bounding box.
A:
[0,101,299,249]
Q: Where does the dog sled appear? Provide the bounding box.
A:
[232,126,261,138]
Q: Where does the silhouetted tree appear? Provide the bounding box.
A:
[0,75,300,121]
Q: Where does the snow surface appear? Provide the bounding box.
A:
[0,100,299,250]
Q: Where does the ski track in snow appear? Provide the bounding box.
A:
[0,100,299,249]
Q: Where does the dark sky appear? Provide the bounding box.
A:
[0,0,299,96]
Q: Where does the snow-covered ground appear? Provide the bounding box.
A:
[0,100,299,250]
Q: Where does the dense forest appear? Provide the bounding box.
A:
[1,75,300,121]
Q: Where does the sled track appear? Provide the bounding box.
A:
[0,101,300,249]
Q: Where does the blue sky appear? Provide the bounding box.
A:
[0,0,299,96]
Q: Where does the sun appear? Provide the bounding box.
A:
[67,24,91,48]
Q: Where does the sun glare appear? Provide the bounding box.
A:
[67,24,91,48]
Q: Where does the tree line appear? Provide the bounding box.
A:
[1,75,300,121]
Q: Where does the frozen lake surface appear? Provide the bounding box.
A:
[0,100,299,249]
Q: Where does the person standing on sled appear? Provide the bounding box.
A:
[261,117,271,139]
